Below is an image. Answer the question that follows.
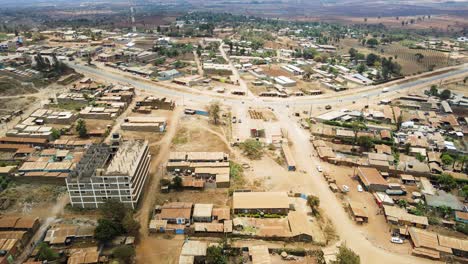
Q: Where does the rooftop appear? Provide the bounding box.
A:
[105,140,148,176]
[233,192,289,210]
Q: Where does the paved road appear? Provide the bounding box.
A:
[68,62,467,263]
[69,62,468,108]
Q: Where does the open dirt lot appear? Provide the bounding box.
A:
[0,183,66,215]
[171,115,231,153]
[0,96,37,115]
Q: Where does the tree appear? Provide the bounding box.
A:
[441,153,454,166]
[439,89,451,100]
[462,185,468,199]
[437,174,457,191]
[208,102,221,125]
[240,139,264,160]
[113,245,135,264]
[307,195,320,216]
[95,218,123,243]
[366,53,380,66]
[206,245,227,264]
[334,244,360,264]
[366,38,379,47]
[122,213,140,237]
[356,63,366,74]
[348,48,358,59]
[37,242,59,261]
[51,128,61,140]
[172,176,183,190]
[357,136,374,151]
[415,153,425,162]
[404,143,411,154]
[76,118,87,138]
[429,85,438,96]
[100,200,128,222]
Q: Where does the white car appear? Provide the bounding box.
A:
[357,185,363,192]
[391,237,404,244]
[342,185,350,193]
[316,165,323,172]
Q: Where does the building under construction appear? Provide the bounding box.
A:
[66,139,151,209]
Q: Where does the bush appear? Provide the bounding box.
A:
[37,242,59,261]
[95,218,124,243]
[75,118,87,138]
[428,216,441,225]
[240,139,264,160]
[206,245,227,264]
[335,244,360,264]
[455,223,468,235]
[113,245,135,263]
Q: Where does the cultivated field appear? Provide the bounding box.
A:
[338,39,453,75]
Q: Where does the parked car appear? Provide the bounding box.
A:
[316,165,323,172]
[325,105,332,110]
[342,185,350,193]
[390,237,404,244]
[357,185,363,192]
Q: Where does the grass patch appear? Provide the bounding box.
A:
[172,127,189,145]
[50,102,86,111]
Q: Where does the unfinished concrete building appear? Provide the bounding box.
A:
[66,140,151,209]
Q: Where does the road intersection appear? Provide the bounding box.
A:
[68,62,468,263]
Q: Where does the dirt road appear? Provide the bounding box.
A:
[275,107,439,264]
[135,107,183,263]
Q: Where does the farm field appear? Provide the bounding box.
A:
[337,39,453,75]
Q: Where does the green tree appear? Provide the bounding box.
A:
[462,185,468,199]
[429,85,438,96]
[334,244,360,264]
[37,242,59,261]
[172,176,183,190]
[441,153,454,166]
[348,48,358,59]
[206,245,227,264]
[366,53,380,66]
[122,213,140,237]
[51,128,61,140]
[437,174,457,191]
[356,136,374,151]
[113,245,135,264]
[76,118,87,138]
[415,153,425,162]
[456,223,468,235]
[100,200,128,222]
[95,218,123,243]
[439,89,451,100]
[404,143,411,154]
[208,102,221,125]
[307,195,320,216]
[366,38,379,47]
[356,63,366,74]
[240,139,264,160]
